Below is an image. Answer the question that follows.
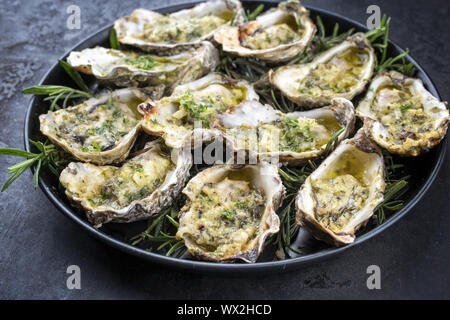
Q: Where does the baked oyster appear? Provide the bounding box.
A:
[215,98,355,164]
[138,72,258,148]
[60,140,192,227]
[114,0,244,52]
[269,33,376,107]
[40,87,162,165]
[176,162,285,262]
[214,0,316,62]
[295,129,385,245]
[66,42,219,90]
[356,71,449,156]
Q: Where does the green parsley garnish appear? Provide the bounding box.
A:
[220,209,235,221]
[91,142,102,152]
[400,104,412,112]
[124,55,159,70]
[235,201,248,209]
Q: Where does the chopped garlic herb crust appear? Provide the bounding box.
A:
[297,48,369,95]
[49,96,138,153]
[177,177,266,258]
[142,14,227,43]
[226,115,341,153]
[310,150,370,232]
[370,85,434,144]
[243,24,299,50]
[151,84,247,134]
[62,150,174,210]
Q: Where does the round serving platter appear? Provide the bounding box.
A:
[24,0,446,274]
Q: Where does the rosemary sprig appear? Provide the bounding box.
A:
[324,128,345,154]
[312,15,355,54]
[375,179,408,224]
[23,58,92,111]
[58,60,90,92]
[0,140,70,191]
[365,15,388,43]
[367,15,416,76]
[274,162,317,257]
[22,85,92,111]
[130,207,186,258]
[109,27,121,50]
[246,4,264,21]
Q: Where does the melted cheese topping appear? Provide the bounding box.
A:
[142,14,226,43]
[310,151,370,232]
[226,116,341,153]
[178,177,266,258]
[243,24,299,50]
[297,48,369,95]
[63,151,174,210]
[370,85,434,144]
[49,97,138,153]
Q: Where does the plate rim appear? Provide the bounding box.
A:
[23,0,447,274]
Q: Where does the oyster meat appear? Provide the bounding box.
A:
[40,87,161,165]
[215,97,355,164]
[60,140,192,227]
[176,162,285,262]
[66,42,219,90]
[356,71,449,156]
[269,33,376,107]
[214,0,316,62]
[138,72,259,148]
[295,129,385,245]
[114,0,244,52]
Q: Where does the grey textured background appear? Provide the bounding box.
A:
[0,0,449,299]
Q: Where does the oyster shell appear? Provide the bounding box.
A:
[214,97,355,164]
[176,162,285,262]
[269,33,376,107]
[138,72,259,148]
[60,140,192,227]
[214,0,316,62]
[295,129,385,245]
[66,42,219,90]
[356,71,449,156]
[114,0,244,52]
[40,87,162,165]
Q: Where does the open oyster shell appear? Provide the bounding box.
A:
[138,72,259,149]
[66,42,219,90]
[214,98,355,164]
[60,140,192,227]
[356,71,449,156]
[295,129,385,245]
[114,0,244,53]
[214,0,316,62]
[176,162,285,262]
[269,33,376,108]
[40,87,162,165]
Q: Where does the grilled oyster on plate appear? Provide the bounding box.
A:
[114,0,244,52]
[356,71,449,156]
[60,140,192,227]
[176,162,285,262]
[269,33,376,107]
[66,42,219,90]
[40,87,162,165]
[295,129,385,245]
[215,97,355,164]
[214,0,316,62]
[138,72,259,148]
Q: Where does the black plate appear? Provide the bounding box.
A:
[24,0,446,274]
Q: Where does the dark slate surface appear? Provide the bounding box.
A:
[0,0,448,299]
